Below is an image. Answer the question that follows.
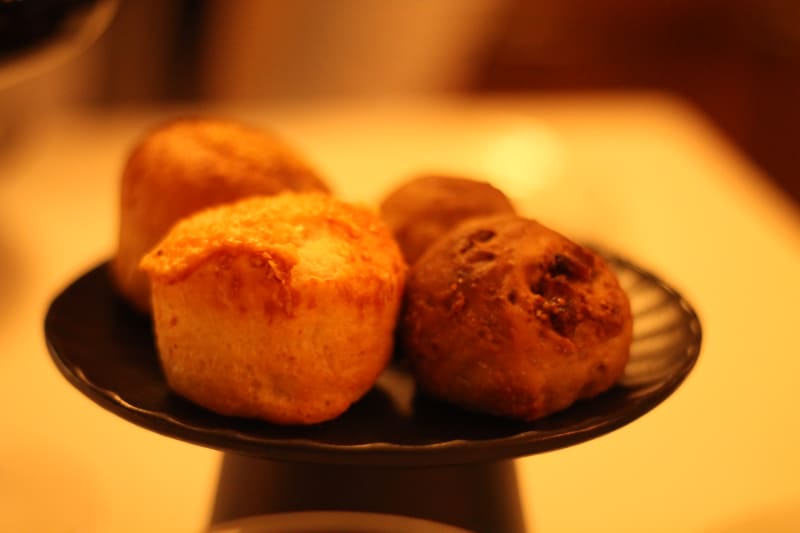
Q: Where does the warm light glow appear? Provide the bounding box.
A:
[476,121,564,201]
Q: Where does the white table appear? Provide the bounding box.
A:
[1,93,798,532]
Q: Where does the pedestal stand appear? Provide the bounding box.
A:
[210,453,526,533]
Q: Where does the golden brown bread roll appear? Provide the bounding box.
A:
[402,214,632,421]
[112,117,329,312]
[379,175,515,265]
[140,192,406,425]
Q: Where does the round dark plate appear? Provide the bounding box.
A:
[44,254,701,467]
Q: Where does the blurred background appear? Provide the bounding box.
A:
[3,0,800,204]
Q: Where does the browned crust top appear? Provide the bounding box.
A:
[140,192,406,288]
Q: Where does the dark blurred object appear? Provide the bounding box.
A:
[90,0,499,103]
[91,0,205,103]
[0,0,96,56]
[0,0,116,89]
[473,0,800,205]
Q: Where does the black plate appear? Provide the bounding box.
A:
[44,255,701,467]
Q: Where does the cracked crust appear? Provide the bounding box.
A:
[140,193,406,425]
[112,117,329,312]
[402,214,632,421]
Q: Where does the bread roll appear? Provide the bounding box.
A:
[379,175,515,265]
[113,117,328,312]
[402,214,632,421]
[140,192,406,425]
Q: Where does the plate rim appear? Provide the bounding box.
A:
[44,254,702,466]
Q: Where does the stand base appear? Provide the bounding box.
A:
[210,453,527,533]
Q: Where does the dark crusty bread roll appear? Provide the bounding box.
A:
[380,175,515,265]
[140,192,406,425]
[113,117,329,312]
[402,214,632,421]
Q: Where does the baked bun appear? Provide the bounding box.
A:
[139,192,406,425]
[379,175,515,265]
[113,117,329,312]
[402,214,632,421]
